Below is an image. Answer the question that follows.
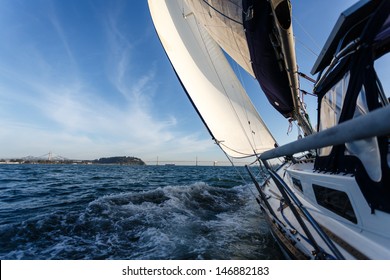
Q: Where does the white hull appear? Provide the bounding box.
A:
[258,159,390,259]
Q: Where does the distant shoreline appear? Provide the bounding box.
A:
[0,156,146,166]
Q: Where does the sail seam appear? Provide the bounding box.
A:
[192,14,259,157]
[201,0,243,25]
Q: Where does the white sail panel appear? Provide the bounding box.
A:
[148,0,276,158]
[184,0,255,78]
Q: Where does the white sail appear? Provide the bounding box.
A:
[184,0,255,78]
[148,0,276,158]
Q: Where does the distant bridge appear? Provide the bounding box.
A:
[22,152,69,161]
[16,153,253,166]
[144,157,253,166]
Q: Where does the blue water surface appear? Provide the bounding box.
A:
[0,164,283,260]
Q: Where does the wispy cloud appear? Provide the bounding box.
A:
[0,1,218,161]
[47,3,77,69]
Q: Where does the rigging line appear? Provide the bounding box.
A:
[225,0,243,10]
[179,0,184,16]
[294,36,319,57]
[202,0,274,151]
[218,141,256,157]
[294,36,318,57]
[296,121,304,139]
[231,60,265,155]
[226,155,247,184]
[199,2,251,78]
[258,158,269,177]
[248,155,270,187]
[228,41,276,154]
[292,15,321,51]
[194,8,250,73]
[252,154,269,182]
[222,3,253,79]
[298,72,316,83]
[199,0,253,79]
[233,57,246,89]
[301,89,316,97]
[201,0,243,26]
[235,8,278,148]
[278,200,331,257]
[231,58,258,149]
[220,147,260,202]
[193,16,260,155]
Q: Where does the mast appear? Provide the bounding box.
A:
[268,0,313,136]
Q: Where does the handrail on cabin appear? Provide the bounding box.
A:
[260,105,390,161]
[267,169,345,259]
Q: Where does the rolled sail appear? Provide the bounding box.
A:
[148,0,276,158]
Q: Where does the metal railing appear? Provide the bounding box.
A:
[260,105,390,160]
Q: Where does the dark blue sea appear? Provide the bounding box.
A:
[0,164,283,260]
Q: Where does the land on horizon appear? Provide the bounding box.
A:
[0,156,146,166]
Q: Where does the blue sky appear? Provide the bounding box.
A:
[0,0,387,164]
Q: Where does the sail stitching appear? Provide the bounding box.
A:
[192,15,259,157]
[190,0,253,76]
[194,2,276,155]
[201,0,242,25]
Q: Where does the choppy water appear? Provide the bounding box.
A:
[0,164,283,260]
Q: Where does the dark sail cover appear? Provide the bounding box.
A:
[242,0,294,118]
